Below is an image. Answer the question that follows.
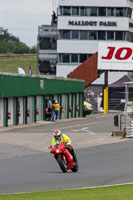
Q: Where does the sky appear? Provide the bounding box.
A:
[0,0,57,47]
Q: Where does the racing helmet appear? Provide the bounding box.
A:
[54,129,62,140]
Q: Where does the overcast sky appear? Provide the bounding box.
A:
[0,0,57,47]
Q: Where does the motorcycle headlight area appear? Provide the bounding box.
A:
[56,149,62,154]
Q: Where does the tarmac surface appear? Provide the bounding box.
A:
[0,113,133,193]
[0,113,127,155]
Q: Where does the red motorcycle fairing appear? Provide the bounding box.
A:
[63,148,74,169]
[50,142,76,171]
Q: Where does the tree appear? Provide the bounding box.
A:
[0,27,32,54]
[30,45,37,53]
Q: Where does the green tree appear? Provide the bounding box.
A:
[30,45,37,53]
[0,27,32,54]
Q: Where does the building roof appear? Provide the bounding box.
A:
[67,53,98,87]
[109,75,133,88]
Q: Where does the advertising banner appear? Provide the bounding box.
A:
[98,42,133,71]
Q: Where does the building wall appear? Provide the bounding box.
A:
[0,73,84,98]
[58,0,132,7]
[0,74,84,127]
[56,0,133,81]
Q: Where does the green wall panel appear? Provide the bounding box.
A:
[0,73,84,98]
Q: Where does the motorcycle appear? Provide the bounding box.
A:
[48,142,78,173]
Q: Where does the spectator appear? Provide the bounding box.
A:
[51,100,56,121]
[52,100,60,120]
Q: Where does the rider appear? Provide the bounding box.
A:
[51,129,77,163]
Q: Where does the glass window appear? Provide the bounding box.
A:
[80,7,85,16]
[62,30,70,39]
[98,31,106,40]
[115,31,124,40]
[62,54,70,63]
[72,7,79,16]
[72,30,79,39]
[71,54,78,63]
[58,54,62,63]
[131,33,133,42]
[80,54,87,63]
[80,31,88,39]
[107,8,114,16]
[116,8,125,16]
[39,38,51,49]
[127,8,132,18]
[63,7,71,16]
[90,7,97,16]
[98,7,106,16]
[59,7,63,16]
[85,7,91,16]
[107,31,114,40]
[60,30,63,39]
[89,31,97,40]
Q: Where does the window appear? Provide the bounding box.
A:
[71,54,78,62]
[98,7,106,16]
[90,7,97,16]
[98,31,106,40]
[72,30,79,39]
[85,7,91,16]
[39,38,51,49]
[63,7,71,16]
[62,54,70,63]
[72,7,79,15]
[115,31,124,40]
[80,54,87,63]
[58,54,62,63]
[116,8,125,16]
[123,32,126,40]
[89,31,97,40]
[127,8,132,18]
[80,7,85,16]
[107,31,114,40]
[59,7,63,16]
[107,8,114,16]
[62,30,70,39]
[80,31,88,39]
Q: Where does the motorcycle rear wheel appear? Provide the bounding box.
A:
[57,156,67,173]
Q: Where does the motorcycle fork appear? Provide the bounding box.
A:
[63,155,67,163]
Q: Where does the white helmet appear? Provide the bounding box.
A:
[54,129,62,140]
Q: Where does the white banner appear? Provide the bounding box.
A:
[98,42,133,71]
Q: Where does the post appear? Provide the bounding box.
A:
[125,83,128,118]
[104,71,108,114]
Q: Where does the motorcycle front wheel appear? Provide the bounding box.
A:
[71,162,78,172]
[57,156,67,173]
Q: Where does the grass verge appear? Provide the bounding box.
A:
[0,54,37,74]
[0,184,133,200]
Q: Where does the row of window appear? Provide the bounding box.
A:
[60,30,126,40]
[59,6,132,18]
[58,53,92,63]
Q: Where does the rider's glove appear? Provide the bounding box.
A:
[64,141,68,145]
[67,144,72,149]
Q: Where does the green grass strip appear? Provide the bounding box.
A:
[0,184,133,200]
[0,55,37,74]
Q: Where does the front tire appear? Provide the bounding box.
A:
[71,162,78,172]
[57,156,67,173]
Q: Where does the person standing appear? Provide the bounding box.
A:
[51,100,56,121]
[52,100,60,120]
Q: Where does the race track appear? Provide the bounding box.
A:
[0,113,133,193]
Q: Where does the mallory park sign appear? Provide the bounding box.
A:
[68,20,117,27]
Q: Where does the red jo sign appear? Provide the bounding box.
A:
[98,42,133,71]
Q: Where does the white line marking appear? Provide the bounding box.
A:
[65,182,133,191]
